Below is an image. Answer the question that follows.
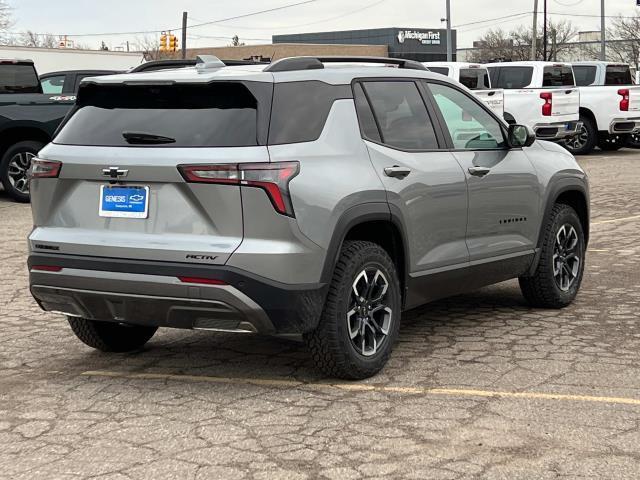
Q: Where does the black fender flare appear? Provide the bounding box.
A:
[527,177,590,276]
[319,202,410,302]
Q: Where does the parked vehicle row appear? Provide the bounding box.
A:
[426,60,640,156]
[27,55,589,379]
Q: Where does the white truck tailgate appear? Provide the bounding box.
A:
[473,89,504,117]
[628,87,640,112]
[550,88,580,118]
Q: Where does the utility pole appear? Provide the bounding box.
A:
[600,0,606,61]
[181,11,188,59]
[543,0,548,61]
[531,0,538,60]
[446,0,452,61]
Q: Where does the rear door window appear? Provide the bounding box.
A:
[428,67,450,76]
[41,75,66,94]
[605,65,632,85]
[542,66,575,87]
[0,63,41,93]
[459,68,490,90]
[573,66,597,86]
[362,81,439,150]
[55,82,269,147]
[490,67,534,89]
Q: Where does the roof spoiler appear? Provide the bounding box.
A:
[264,56,428,73]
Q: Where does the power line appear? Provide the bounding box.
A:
[454,11,532,29]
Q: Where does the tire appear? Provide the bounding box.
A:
[305,241,402,380]
[67,317,157,352]
[0,140,45,203]
[563,116,597,155]
[519,204,586,308]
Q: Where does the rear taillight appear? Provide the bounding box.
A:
[178,162,300,217]
[540,92,552,117]
[618,89,630,111]
[31,265,63,272]
[29,158,61,179]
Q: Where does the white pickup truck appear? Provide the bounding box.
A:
[486,61,581,144]
[569,61,640,153]
[424,62,504,118]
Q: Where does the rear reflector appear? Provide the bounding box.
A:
[29,158,62,179]
[178,161,300,216]
[31,265,63,272]
[178,276,227,285]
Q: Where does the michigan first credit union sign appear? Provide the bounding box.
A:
[273,27,456,61]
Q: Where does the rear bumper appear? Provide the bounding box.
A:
[28,254,327,335]
[609,117,640,134]
[533,120,582,140]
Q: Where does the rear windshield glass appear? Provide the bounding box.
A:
[573,66,597,86]
[489,67,533,89]
[55,83,261,147]
[0,63,40,93]
[428,67,449,76]
[605,65,632,85]
[459,68,490,89]
[542,66,575,87]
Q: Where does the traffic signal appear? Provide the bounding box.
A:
[169,34,178,52]
[160,32,168,52]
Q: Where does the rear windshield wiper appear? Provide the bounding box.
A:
[122,131,176,144]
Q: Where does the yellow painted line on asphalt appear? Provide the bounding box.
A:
[82,370,640,406]
[592,214,640,226]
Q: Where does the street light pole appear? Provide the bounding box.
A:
[543,0,548,60]
[600,0,606,61]
[531,0,538,60]
[446,0,452,61]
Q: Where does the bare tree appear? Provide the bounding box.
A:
[470,20,577,62]
[0,0,13,43]
[19,30,57,48]
[587,13,640,70]
[230,35,245,47]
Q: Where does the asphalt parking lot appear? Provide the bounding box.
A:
[1,149,640,480]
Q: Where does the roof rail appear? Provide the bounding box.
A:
[264,56,428,73]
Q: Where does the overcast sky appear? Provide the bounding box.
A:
[8,0,640,50]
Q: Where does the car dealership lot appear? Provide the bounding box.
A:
[1,150,640,479]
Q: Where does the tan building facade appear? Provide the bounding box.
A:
[185,43,388,62]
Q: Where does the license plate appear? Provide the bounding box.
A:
[99,185,149,219]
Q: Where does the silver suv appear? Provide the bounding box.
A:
[28,56,589,379]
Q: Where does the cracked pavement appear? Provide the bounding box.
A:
[1,150,640,479]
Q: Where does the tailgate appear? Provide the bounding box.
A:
[473,89,504,117]
[628,87,640,112]
[549,88,579,119]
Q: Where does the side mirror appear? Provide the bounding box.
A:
[508,124,536,148]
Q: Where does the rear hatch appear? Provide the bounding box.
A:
[542,64,580,121]
[29,79,273,265]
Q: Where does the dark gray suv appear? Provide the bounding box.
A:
[27,56,589,379]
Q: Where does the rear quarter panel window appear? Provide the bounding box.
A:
[605,66,633,85]
[573,66,597,86]
[268,81,352,145]
[490,67,534,89]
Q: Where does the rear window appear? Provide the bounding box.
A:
[573,66,597,86]
[542,66,575,87]
[55,82,266,147]
[428,67,449,76]
[605,65,632,85]
[0,63,40,93]
[459,68,490,90]
[489,67,533,89]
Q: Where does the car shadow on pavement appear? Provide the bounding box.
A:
[57,281,530,382]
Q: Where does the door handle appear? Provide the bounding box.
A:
[468,166,491,177]
[384,166,411,178]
